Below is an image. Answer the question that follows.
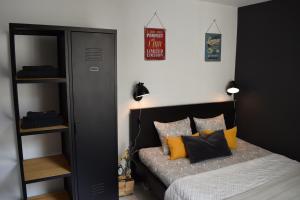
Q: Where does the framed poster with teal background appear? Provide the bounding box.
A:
[205,33,221,61]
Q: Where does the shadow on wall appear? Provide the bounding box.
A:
[0,63,11,78]
[0,122,17,160]
[0,30,22,199]
[0,164,20,200]
[0,30,11,78]
[0,123,22,199]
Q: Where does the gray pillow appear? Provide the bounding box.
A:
[193,114,226,132]
[154,118,192,155]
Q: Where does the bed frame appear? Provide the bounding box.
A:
[129,101,235,199]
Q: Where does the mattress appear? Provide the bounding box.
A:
[138,139,271,186]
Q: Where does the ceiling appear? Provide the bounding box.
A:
[198,0,271,7]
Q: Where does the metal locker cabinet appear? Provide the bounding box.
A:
[71,31,118,200]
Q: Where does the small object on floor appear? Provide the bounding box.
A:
[119,178,135,197]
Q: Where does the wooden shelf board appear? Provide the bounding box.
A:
[24,155,71,183]
[16,77,66,83]
[28,191,70,200]
[20,124,68,136]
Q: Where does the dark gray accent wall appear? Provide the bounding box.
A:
[235,0,300,161]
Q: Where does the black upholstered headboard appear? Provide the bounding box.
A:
[129,101,235,152]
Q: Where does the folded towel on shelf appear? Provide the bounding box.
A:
[21,117,64,129]
[27,111,58,119]
[21,111,64,129]
[17,65,60,78]
[17,70,60,78]
[22,65,55,71]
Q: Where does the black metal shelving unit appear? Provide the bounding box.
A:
[9,23,73,200]
[10,23,118,200]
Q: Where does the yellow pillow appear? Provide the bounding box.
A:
[166,136,186,160]
[166,133,200,160]
[200,127,238,149]
[200,129,214,135]
[224,127,237,149]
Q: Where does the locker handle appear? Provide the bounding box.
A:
[89,66,100,72]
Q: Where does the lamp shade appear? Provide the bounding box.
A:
[133,82,149,101]
[226,81,239,95]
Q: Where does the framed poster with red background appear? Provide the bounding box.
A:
[144,28,166,60]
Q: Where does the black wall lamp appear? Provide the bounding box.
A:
[133,82,150,101]
[226,81,239,95]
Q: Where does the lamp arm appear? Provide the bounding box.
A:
[233,95,237,126]
[130,103,142,157]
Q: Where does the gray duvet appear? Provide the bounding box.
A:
[165,154,300,200]
[227,168,300,200]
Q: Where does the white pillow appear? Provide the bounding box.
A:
[154,118,192,155]
[193,114,226,132]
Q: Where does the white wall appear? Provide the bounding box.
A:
[0,0,237,198]
[117,0,237,153]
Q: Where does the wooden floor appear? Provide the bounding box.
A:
[28,191,69,200]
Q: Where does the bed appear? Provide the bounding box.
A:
[129,101,300,200]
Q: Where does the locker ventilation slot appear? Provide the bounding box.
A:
[91,182,105,199]
[85,48,103,62]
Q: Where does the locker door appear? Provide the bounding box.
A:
[71,31,117,200]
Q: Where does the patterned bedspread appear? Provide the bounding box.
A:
[139,139,270,186]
